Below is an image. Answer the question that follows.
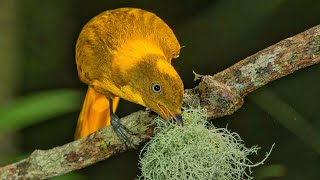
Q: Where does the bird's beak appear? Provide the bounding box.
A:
[173,114,183,126]
[157,104,183,127]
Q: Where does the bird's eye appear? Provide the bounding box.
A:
[151,83,162,93]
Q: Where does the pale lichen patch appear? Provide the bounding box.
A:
[239,46,283,87]
[138,107,273,180]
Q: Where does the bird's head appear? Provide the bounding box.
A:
[117,54,184,126]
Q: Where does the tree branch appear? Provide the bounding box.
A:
[0,25,319,179]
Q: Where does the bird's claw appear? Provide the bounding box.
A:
[110,114,137,149]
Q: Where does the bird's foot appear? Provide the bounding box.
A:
[110,114,137,149]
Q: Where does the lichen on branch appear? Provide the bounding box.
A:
[139,107,274,180]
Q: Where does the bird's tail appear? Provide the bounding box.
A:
[74,86,119,139]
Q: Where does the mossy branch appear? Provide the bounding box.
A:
[0,25,319,179]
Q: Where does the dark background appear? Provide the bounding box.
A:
[0,0,319,179]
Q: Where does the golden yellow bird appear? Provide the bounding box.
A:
[74,8,184,145]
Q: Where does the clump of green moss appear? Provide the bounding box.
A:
[138,107,273,180]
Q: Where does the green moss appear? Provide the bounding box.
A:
[138,107,273,180]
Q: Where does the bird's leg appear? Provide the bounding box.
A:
[109,98,136,148]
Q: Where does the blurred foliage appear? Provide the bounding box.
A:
[0,0,319,179]
[254,164,287,179]
[249,88,320,154]
[0,153,28,166]
[51,172,86,180]
[0,90,83,135]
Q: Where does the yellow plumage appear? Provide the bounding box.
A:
[75,8,184,139]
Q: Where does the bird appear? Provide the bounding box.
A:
[74,8,184,146]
